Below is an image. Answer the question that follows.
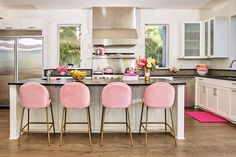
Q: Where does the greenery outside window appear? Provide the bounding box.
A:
[58,24,81,67]
[145,24,168,67]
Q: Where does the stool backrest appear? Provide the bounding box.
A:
[19,82,50,108]
[144,82,175,108]
[60,82,90,108]
[102,82,132,109]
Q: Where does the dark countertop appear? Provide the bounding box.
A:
[197,75,236,81]
[8,78,186,86]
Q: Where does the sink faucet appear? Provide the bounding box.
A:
[229,60,236,68]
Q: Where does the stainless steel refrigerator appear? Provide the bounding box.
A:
[0,30,43,107]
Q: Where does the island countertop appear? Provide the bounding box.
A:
[8,78,186,86]
[8,77,186,140]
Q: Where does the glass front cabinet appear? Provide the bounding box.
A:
[182,17,228,59]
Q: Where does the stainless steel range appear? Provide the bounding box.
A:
[92,53,136,79]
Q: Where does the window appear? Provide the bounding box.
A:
[58,25,81,67]
[145,24,168,67]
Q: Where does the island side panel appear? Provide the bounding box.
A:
[9,85,20,139]
[174,85,185,140]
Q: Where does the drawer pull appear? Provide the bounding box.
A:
[232,83,236,86]
[232,90,236,92]
[199,78,204,81]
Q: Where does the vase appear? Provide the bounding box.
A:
[145,69,150,81]
[60,71,66,75]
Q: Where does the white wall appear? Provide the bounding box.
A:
[6,8,212,69]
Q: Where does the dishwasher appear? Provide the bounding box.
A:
[175,77,195,108]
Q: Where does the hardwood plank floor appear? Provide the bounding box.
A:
[0,109,236,157]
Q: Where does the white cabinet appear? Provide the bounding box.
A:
[199,83,207,108]
[230,89,236,121]
[21,19,44,29]
[0,19,44,30]
[180,16,228,59]
[0,7,7,19]
[182,22,202,57]
[204,17,228,58]
[0,19,21,29]
[207,87,217,112]
[218,88,230,117]
[195,77,236,123]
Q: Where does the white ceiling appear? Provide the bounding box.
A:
[0,0,227,10]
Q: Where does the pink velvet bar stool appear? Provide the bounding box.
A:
[18,82,55,146]
[139,82,177,146]
[59,82,92,145]
[100,82,133,146]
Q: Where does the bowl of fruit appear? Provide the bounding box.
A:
[196,64,208,76]
[70,70,87,81]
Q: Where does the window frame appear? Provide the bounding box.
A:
[144,24,169,68]
[57,24,82,67]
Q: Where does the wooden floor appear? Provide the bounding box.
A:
[1,109,236,157]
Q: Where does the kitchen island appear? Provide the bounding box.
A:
[8,78,186,140]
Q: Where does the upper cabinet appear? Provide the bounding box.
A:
[183,23,201,57]
[180,16,228,59]
[21,19,44,30]
[204,17,228,58]
[0,19,44,30]
[0,19,21,29]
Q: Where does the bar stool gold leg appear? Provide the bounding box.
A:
[125,109,128,132]
[139,103,144,134]
[64,108,67,135]
[18,107,25,146]
[27,108,30,135]
[45,107,50,146]
[100,106,105,146]
[126,108,133,147]
[50,103,55,134]
[86,107,92,146]
[169,108,177,146]
[164,109,167,132]
[145,106,149,146]
[59,107,65,145]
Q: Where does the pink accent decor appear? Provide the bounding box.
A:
[102,82,132,109]
[60,82,90,109]
[143,82,175,108]
[124,73,138,76]
[19,82,51,109]
[185,111,228,123]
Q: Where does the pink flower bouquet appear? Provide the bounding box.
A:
[56,66,68,75]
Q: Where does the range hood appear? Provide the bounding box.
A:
[92,7,138,46]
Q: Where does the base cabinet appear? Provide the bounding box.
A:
[218,88,230,117]
[230,90,236,121]
[207,87,217,112]
[196,77,236,123]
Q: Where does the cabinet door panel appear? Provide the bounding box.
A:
[207,87,217,112]
[230,90,236,121]
[184,23,200,56]
[218,88,229,117]
[199,84,207,108]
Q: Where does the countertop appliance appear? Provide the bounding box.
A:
[0,30,43,107]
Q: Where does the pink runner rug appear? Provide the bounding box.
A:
[185,111,228,123]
